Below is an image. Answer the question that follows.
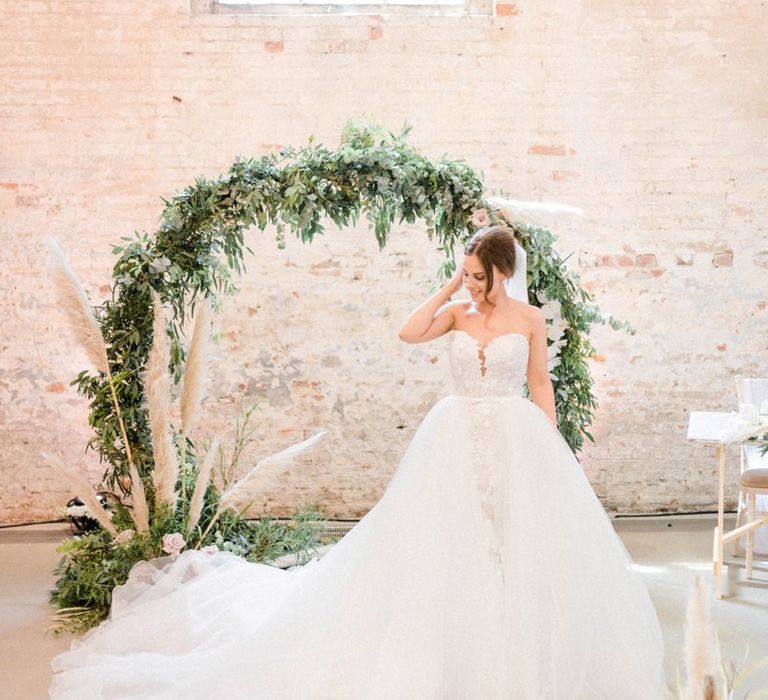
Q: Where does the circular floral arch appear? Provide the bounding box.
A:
[51,120,631,632]
[77,120,621,499]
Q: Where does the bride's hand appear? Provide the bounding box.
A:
[447,262,464,295]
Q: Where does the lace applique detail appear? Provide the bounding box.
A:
[447,331,530,583]
[467,398,504,579]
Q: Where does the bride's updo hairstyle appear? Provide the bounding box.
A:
[463,225,517,308]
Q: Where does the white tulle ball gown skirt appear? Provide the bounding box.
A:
[50,332,667,699]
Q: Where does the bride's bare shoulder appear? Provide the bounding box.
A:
[444,300,473,320]
[517,301,541,319]
[520,302,546,333]
[503,298,540,317]
[522,302,544,320]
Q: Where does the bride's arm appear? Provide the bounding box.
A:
[398,269,463,344]
[526,308,558,427]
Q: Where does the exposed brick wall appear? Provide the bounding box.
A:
[1,0,766,523]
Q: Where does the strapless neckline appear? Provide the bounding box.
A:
[450,329,530,382]
[451,329,530,351]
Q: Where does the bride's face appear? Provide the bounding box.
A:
[462,254,506,302]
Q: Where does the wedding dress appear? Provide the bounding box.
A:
[50,329,667,699]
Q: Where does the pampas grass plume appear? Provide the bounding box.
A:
[218,430,328,514]
[127,462,150,533]
[186,437,219,536]
[145,290,179,509]
[180,298,212,440]
[47,237,109,374]
[41,452,117,536]
[684,575,721,700]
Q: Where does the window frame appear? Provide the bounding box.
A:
[191,0,493,17]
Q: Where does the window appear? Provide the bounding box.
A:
[204,0,492,17]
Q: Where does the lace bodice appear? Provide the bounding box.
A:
[448,330,529,398]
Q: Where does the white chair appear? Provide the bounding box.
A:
[734,377,768,572]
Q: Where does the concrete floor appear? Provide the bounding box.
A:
[1,514,767,699]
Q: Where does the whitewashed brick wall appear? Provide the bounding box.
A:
[1,0,765,523]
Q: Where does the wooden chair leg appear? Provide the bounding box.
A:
[734,493,745,557]
[713,526,720,577]
[713,525,724,598]
[746,493,756,579]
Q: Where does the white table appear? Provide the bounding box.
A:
[687,411,768,598]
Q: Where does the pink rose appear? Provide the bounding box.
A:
[471,208,489,227]
[201,545,219,556]
[161,532,187,559]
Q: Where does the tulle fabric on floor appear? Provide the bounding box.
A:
[50,332,667,699]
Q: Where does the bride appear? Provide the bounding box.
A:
[50,225,668,699]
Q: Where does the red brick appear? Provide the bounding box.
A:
[528,144,566,156]
[496,3,520,15]
[712,250,733,267]
[636,253,657,267]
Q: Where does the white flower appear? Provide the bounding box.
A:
[65,504,90,518]
[547,354,563,372]
[149,256,171,275]
[547,339,566,361]
[535,295,570,379]
[540,299,562,321]
[547,319,568,343]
